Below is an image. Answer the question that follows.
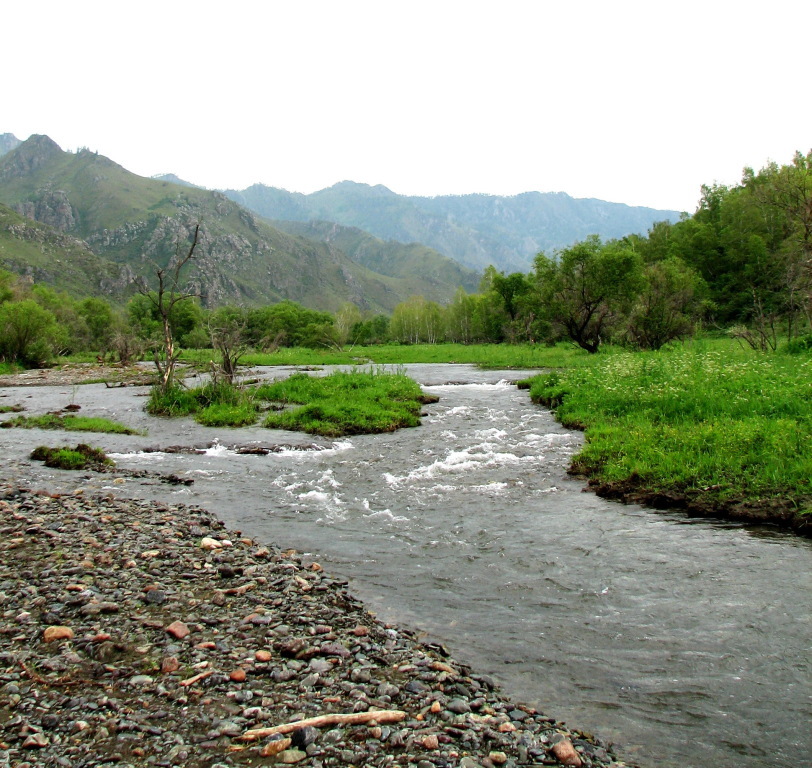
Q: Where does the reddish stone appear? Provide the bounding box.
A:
[552,739,583,767]
[42,626,74,643]
[165,620,190,639]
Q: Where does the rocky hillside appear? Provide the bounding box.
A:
[0,203,129,298]
[0,136,474,311]
[226,180,681,272]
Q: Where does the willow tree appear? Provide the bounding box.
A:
[534,235,644,353]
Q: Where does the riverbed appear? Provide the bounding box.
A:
[1,363,809,768]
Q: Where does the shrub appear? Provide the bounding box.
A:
[0,299,59,366]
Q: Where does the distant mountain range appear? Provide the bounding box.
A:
[0,135,478,310]
[0,131,680,311]
[223,181,680,272]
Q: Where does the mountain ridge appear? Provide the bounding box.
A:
[224,180,680,272]
[0,136,475,311]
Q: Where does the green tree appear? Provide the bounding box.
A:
[0,299,59,366]
[626,258,706,350]
[445,287,478,343]
[390,296,444,344]
[334,302,363,347]
[350,314,390,345]
[534,236,644,353]
[245,301,335,349]
[208,305,248,383]
[78,297,115,351]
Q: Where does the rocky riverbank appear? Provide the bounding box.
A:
[0,480,628,768]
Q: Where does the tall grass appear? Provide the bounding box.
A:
[527,347,812,506]
[147,382,260,427]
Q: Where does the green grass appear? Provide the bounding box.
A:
[146,382,260,427]
[195,402,260,427]
[145,370,431,435]
[0,413,142,435]
[258,370,428,437]
[526,347,812,511]
[30,443,113,470]
[182,342,597,370]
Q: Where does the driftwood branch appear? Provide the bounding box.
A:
[179,669,213,687]
[240,709,407,742]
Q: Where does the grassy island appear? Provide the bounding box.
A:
[147,369,433,437]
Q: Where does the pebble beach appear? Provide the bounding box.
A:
[0,479,628,768]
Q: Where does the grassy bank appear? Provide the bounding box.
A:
[526,347,812,532]
[147,370,433,436]
[180,343,595,370]
[0,413,142,435]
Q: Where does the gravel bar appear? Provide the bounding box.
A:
[0,480,629,768]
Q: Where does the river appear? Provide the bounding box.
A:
[1,363,809,768]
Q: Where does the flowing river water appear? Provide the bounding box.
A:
[1,364,809,768]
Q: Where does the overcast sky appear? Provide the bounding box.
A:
[5,1,810,212]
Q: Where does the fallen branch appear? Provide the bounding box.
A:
[179,669,213,687]
[224,582,256,596]
[240,709,407,741]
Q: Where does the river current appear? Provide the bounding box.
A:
[1,364,809,768]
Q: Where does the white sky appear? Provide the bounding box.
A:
[4,0,810,212]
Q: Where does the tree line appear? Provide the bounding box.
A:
[1,151,809,368]
[391,150,811,353]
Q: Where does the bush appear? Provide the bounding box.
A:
[0,299,59,366]
[783,334,812,354]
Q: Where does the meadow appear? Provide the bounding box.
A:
[181,342,595,370]
[525,344,811,528]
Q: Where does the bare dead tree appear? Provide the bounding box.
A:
[729,290,779,352]
[208,313,248,385]
[138,223,200,392]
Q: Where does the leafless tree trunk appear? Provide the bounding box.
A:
[139,223,200,392]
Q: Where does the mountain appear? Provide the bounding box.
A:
[0,133,21,158]
[151,173,198,188]
[0,136,474,311]
[271,219,481,295]
[0,202,129,297]
[225,181,681,272]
